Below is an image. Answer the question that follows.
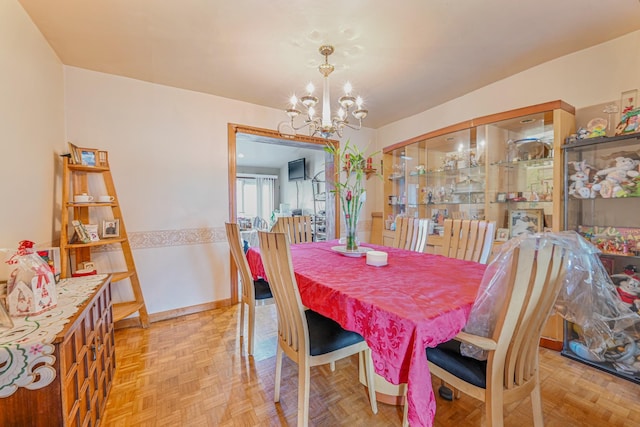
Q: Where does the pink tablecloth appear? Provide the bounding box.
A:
[247,242,486,427]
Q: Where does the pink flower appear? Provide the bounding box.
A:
[346,190,352,202]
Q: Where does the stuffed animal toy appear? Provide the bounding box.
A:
[611,274,640,314]
[568,170,590,197]
[592,157,640,198]
[568,160,596,198]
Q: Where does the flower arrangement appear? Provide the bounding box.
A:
[325,140,379,251]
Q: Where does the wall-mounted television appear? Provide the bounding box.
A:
[288,158,306,181]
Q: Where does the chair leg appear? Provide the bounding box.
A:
[298,360,311,427]
[329,361,336,371]
[239,300,246,338]
[402,390,409,427]
[530,381,544,427]
[247,303,255,355]
[486,387,504,427]
[274,345,283,402]
[363,349,378,414]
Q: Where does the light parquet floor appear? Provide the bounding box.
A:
[103,304,640,426]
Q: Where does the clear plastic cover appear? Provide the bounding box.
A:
[460,231,640,363]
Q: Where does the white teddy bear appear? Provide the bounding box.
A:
[568,170,590,197]
[592,157,640,198]
[568,160,596,198]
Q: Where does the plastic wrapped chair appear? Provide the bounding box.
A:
[404,232,574,427]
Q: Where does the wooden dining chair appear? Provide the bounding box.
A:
[257,230,378,427]
[413,218,430,253]
[272,215,314,243]
[225,222,273,356]
[440,219,496,263]
[393,217,430,252]
[404,234,568,427]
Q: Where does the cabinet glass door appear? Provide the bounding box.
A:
[481,111,555,236]
[562,133,640,385]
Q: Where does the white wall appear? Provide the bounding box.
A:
[374,30,640,214]
[62,66,374,314]
[376,31,640,156]
[0,1,64,279]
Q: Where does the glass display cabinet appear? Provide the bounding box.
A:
[562,133,640,384]
[383,101,575,236]
[481,108,560,237]
[382,101,575,345]
[384,124,482,235]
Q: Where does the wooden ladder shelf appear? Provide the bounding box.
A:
[60,155,149,327]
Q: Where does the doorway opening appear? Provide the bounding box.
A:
[227,124,339,303]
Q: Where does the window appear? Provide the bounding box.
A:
[237,174,277,225]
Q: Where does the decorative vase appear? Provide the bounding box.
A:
[344,213,359,251]
[342,189,363,252]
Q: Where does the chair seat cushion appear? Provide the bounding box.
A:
[305,310,364,356]
[253,278,273,300]
[427,340,487,388]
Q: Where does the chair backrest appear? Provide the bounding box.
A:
[253,216,269,230]
[392,217,411,250]
[393,217,430,252]
[225,222,254,304]
[272,216,314,244]
[414,218,430,253]
[488,236,567,393]
[258,231,308,357]
[441,219,495,263]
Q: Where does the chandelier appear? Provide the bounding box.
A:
[284,45,368,139]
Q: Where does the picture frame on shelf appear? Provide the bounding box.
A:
[77,147,99,166]
[495,228,509,242]
[508,208,543,238]
[84,224,100,242]
[102,219,120,238]
[620,89,638,115]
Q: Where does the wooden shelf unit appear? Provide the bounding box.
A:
[60,156,149,328]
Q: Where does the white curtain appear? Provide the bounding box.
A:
[237,174,277,227]
[256,176,276,223]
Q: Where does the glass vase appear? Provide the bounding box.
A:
[344,217,359,252]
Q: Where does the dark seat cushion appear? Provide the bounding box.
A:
[253,278,273,300]
[305,309,364,356]
[427,339,487,389]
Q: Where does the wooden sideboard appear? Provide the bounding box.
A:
[0,275,115,426]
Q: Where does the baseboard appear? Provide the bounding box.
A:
[540,337,563,351]
[114,298,233,329]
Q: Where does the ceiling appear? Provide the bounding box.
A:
[236,133,325,168]
[18,0,640,130]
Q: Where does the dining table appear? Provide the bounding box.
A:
[246,241,487,427]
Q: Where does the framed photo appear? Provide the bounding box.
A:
[496,192,507,203]
[620,89,638,115]
[495,228,509,242]
[509,208,544,238]
[102,219,120,238]
[77,147,99,166]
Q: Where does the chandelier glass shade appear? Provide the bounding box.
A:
[284,45,368,139]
